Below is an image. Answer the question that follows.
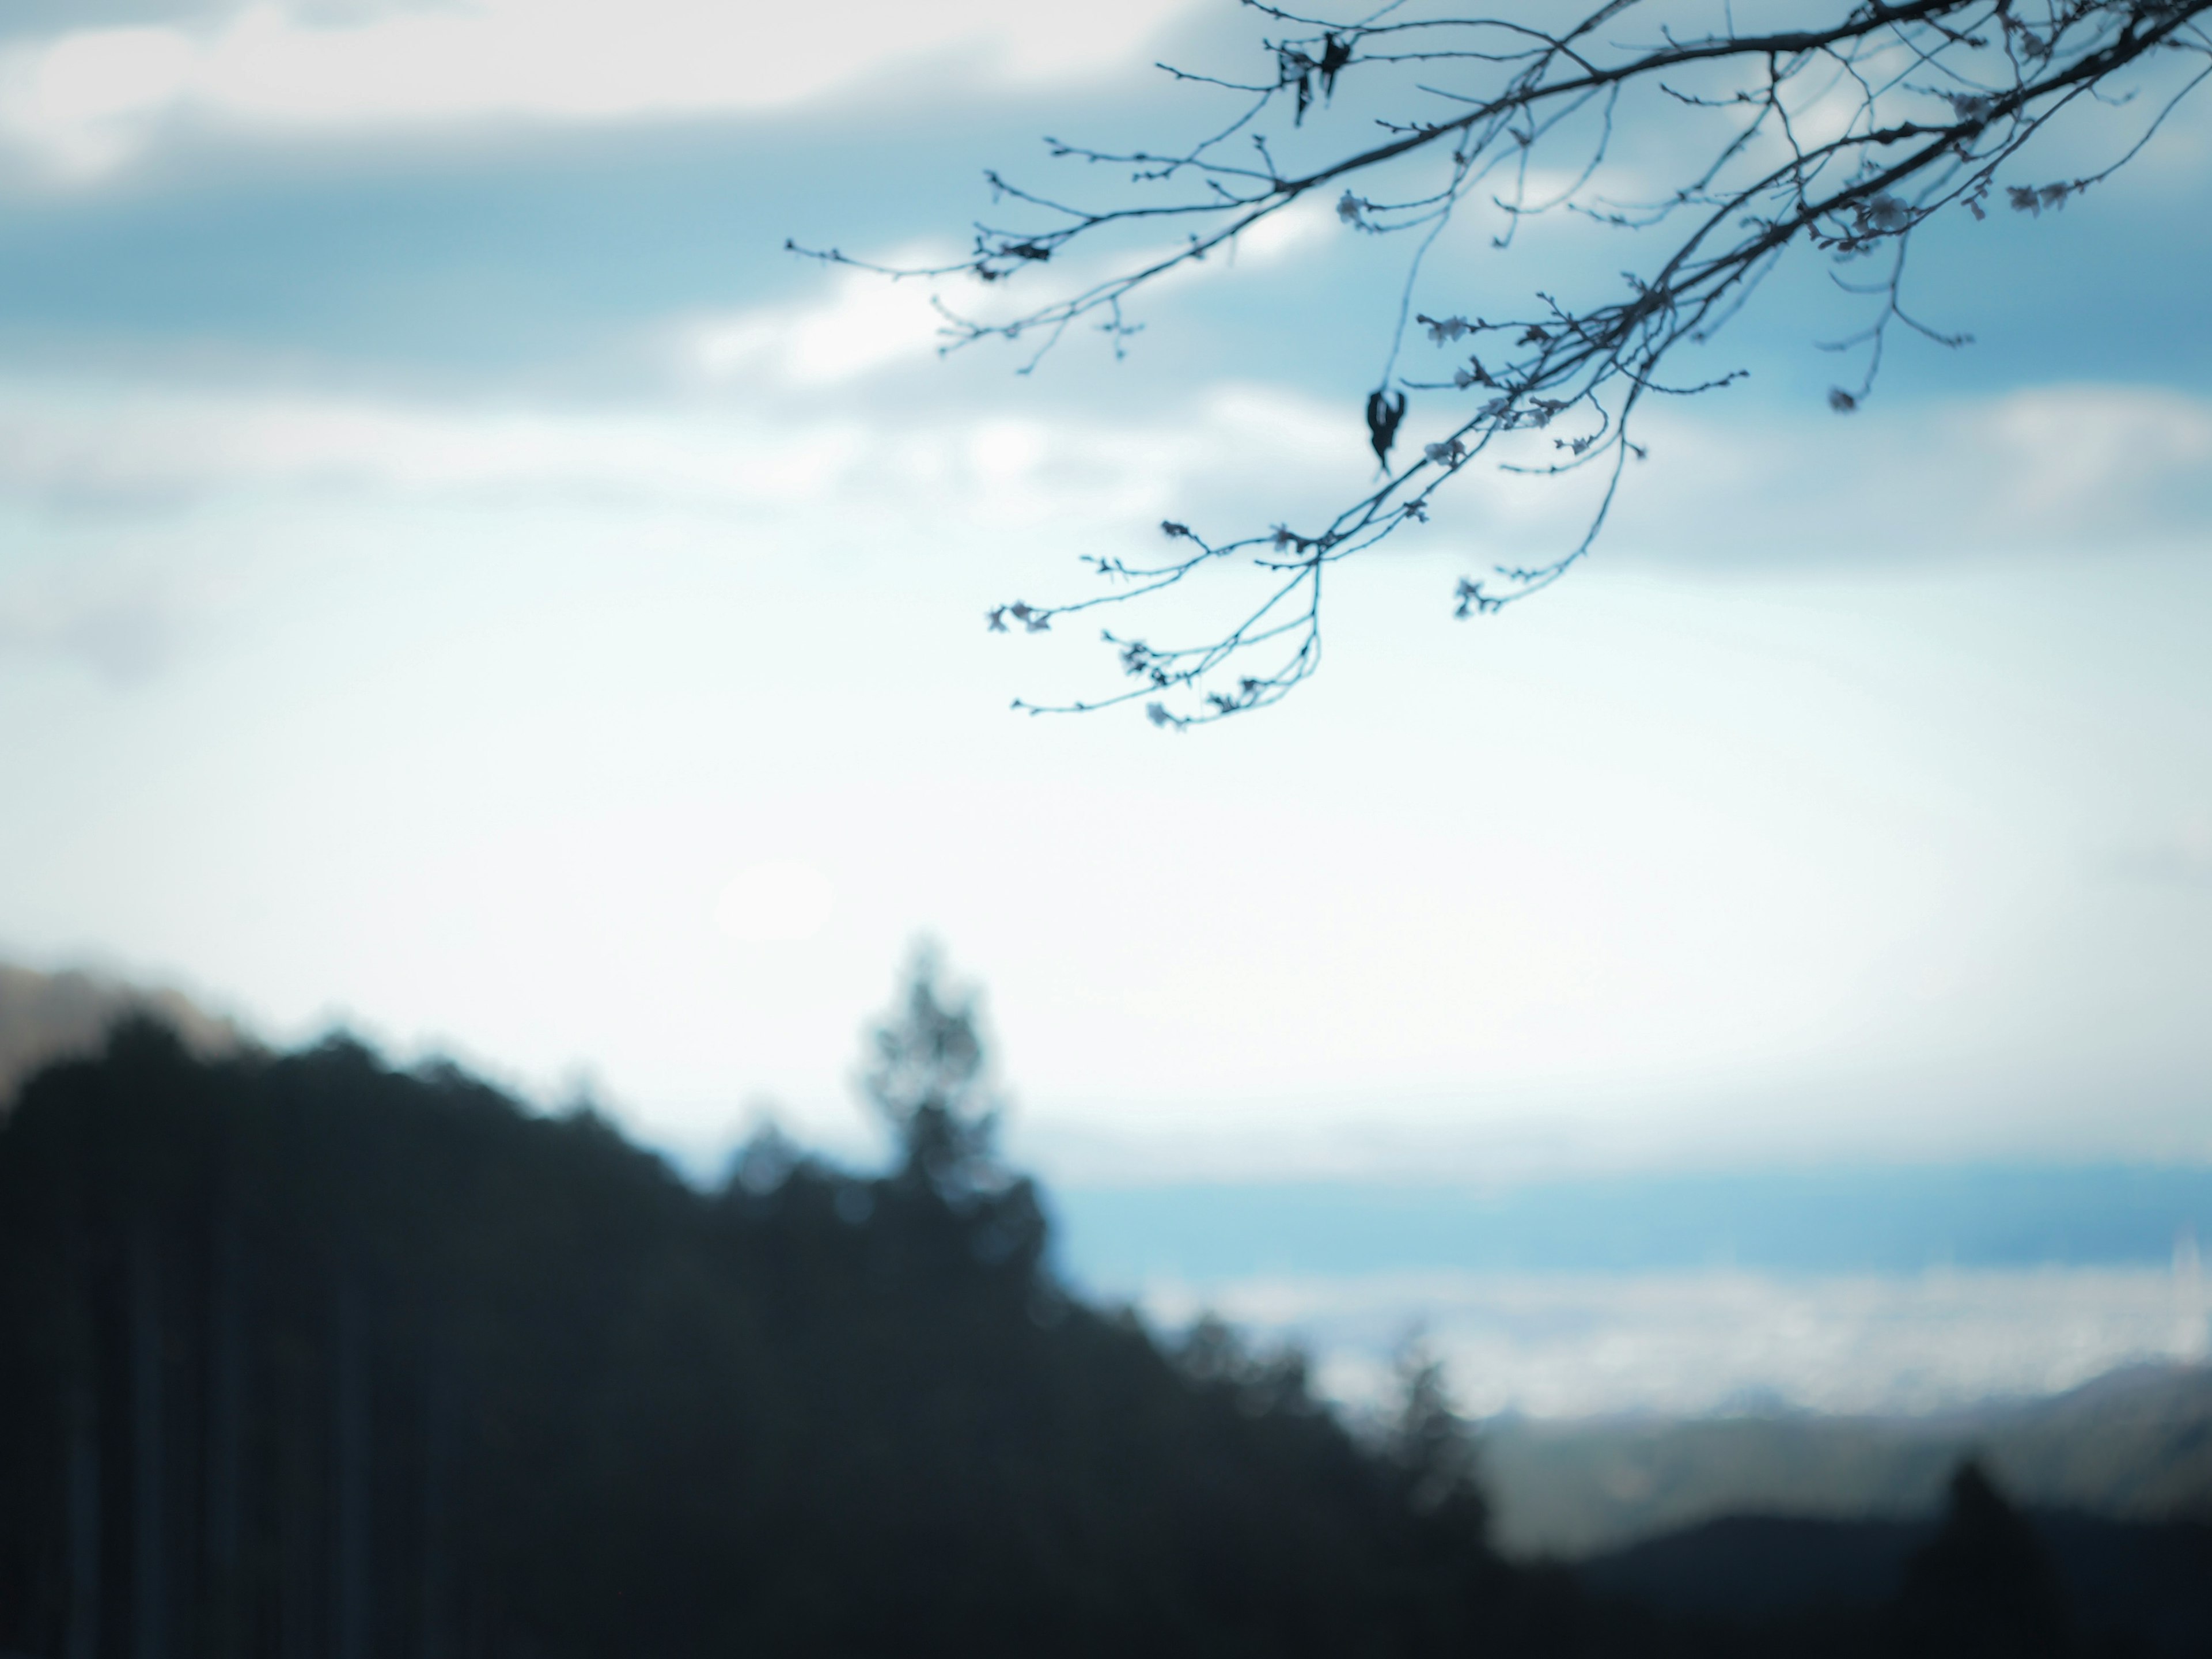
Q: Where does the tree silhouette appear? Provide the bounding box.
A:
[861,946,1009,1205]
[809,0,2211,722]
[1387,1335,1488,1534]
[1893,1458,2074,1659]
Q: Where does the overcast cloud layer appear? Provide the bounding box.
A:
[1,0,2207,1188]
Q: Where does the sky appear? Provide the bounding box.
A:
[1,0,2208,1228]
[1058,1168,2212,1413]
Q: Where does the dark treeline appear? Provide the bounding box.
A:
[0,969,2186,1658]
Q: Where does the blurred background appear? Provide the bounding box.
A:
[1,0,2209,1571]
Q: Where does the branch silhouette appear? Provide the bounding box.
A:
[802,0,2211,724]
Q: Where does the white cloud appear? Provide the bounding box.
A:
[0,371,1360,532]
[681,201,1343,393]
[1150,1262,2212,1419]
[1976,386,2212,532]
[0,0,1202,177]
[0,378,872,506]
[684,259,953,389]
[1,369,2203,577]
[1402,383,2212,565]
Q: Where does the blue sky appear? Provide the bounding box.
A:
[1,0,2209,1208]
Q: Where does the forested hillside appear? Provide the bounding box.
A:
[0,1018,1527,1659]
[2,1010,2196,1658]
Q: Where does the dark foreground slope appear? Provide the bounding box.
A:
[1578,1503,2212,1658]
[3,1025,2194,1659]
[0,1024,1550,1659]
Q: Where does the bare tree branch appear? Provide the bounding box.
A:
[804,0,2212,725]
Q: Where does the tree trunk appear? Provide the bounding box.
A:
[63,1200,102,1659]
[416,1358,447,1659]
[278,1355,316,1659]
[204,1196,246,1659]
[332,1286,370,1659]
[130,1226,164,1659]
[66,1380,100,1659]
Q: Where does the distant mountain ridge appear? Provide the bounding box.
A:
[0,963,242,1108]
[1485,1362,2212,1557]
